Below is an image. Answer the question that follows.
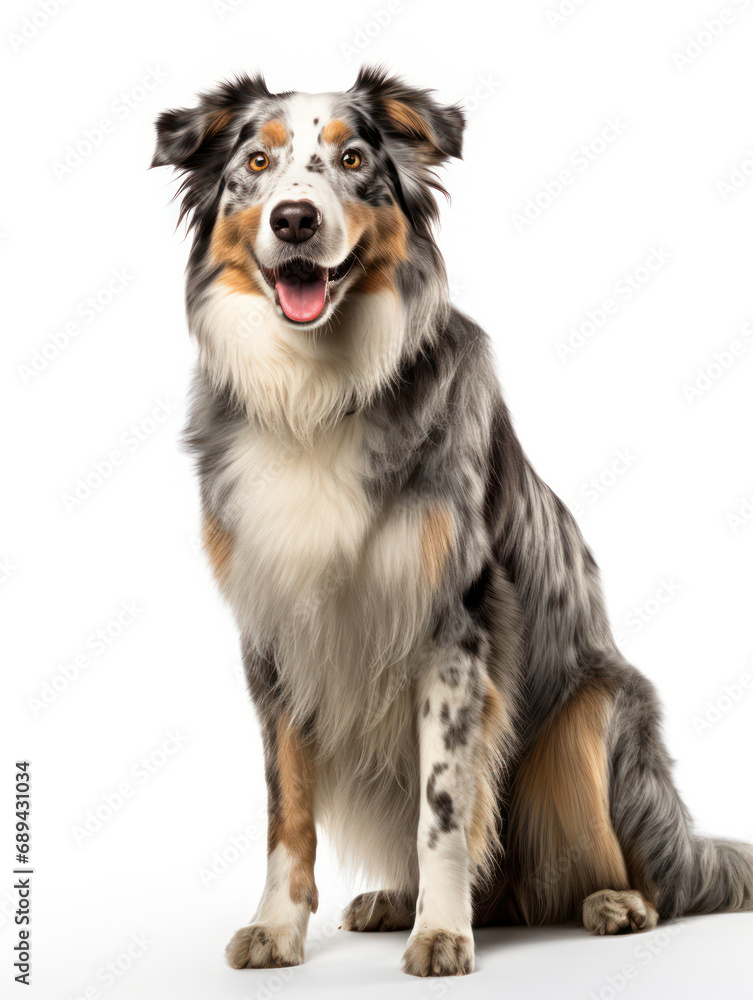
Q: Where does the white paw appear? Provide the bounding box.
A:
[225,922,304,969]
[401,928,474,977]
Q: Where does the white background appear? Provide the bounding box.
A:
[3,0,753,997]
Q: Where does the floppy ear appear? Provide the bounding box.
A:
[349,67,464,230]
[150,73,271,230]
[379,95,464,164]
[350,66,465,165]
[150,72,272,171]
[151,104,236,170]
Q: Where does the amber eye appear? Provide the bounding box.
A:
[248,152,269,172]
[341,149,361,170]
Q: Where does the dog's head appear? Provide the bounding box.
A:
[152,68,464,331]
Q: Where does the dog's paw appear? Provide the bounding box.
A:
[401,929,474,977]
[341,890,415,932]
[225,923,303,969]
[582,890,659,936]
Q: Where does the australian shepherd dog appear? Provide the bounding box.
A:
[152,68,753,977]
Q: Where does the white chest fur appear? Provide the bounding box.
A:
[210,414,441,759]
[215,414,373,635]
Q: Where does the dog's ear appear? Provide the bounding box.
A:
[350,66,465,165]
[151,74,271,230]
[150,73,271,171]
[151,104,234,170]
[379,93,464,165]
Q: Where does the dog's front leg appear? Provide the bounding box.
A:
[226,713,317,969]
[402,640,484,977]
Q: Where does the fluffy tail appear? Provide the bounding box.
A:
[608,664,753,919]
[686,837,753,914]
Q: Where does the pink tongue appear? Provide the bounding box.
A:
[276,276,327,323]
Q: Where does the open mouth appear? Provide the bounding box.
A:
[256,253,357,324]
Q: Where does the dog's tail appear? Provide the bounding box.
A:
[609,665,753,919]
[685,836,753,914]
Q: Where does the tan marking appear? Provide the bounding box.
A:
[259,119,287,148]
[384,99,435,143]
[205,108,234,139]
[509,679,629,924]
[343,201,409,295]
[209,204,266,296]
[469,676,507,870]
[211,203,264,267]
[320,118,353,147]
[269,717,318,911]
[420,506,454,588]
[202,515,233,586]
[216,266,264,297]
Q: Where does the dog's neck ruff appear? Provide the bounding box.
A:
[190,285,411,445]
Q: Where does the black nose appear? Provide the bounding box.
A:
[269,200,321,243]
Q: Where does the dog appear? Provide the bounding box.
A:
[152,67,753,977]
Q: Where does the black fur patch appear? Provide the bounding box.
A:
[441,703,473,751]
[426,762,456,848]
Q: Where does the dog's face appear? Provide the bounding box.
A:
[152,69,464,331]
[214,94,396,327]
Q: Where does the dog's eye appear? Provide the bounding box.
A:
[341,149,361,170]
[248,152,269,172]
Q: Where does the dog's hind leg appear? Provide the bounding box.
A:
[509,672,657,931]
[511,659,753,931]
[341,890,416,932]
[581,888,658,934]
